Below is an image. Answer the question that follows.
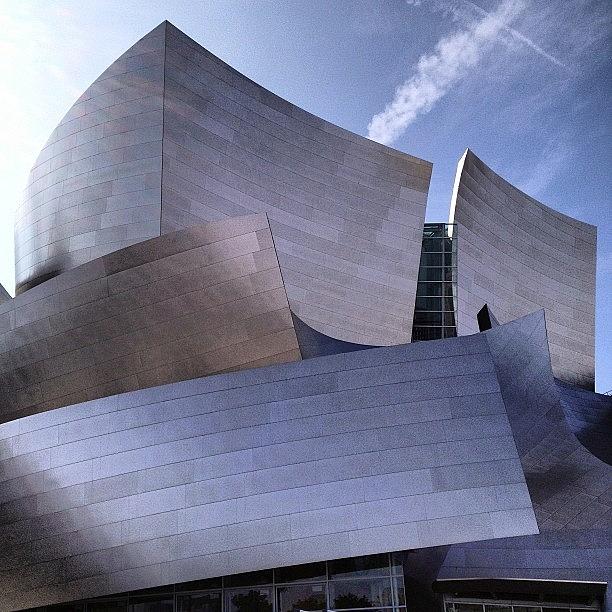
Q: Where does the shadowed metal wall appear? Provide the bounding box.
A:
[557,378,612,465]
[437,310,611,611]
[0,214,300,424]
[450,149,596,389]
[15,23,168,295]
[14,22,431,346]
[0,328,537,609]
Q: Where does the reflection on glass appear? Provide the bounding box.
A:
[392,577,405,606]
[177,578,223,592]
[328,554,390,579]
[389,553,404,576]
[275,562,326,584]
[418,267,443,282]
[412,327,443,341]
[277,583,327,612]
[422,253,443,267]
[226,588,272,612]
[416,296,442,311]
[225,570,273,587]
[414,311,442,326]
[88,602,128,612]
[176,592,222,612]
[446,604,483,612]
[417,282,442,296]
[129,596,174,612]
[329,578,393,609]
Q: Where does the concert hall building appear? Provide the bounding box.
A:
[0,22,609,612]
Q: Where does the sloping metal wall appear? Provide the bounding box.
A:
[1,215,300,423]
[0,328,536,609]
[450,149,596,389]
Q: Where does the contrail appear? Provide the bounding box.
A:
[368,0,525,145]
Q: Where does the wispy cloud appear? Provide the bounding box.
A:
[438,0,567,68]
[519,140,572,199]
[367,0,525,145]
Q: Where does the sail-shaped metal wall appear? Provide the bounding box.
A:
[450,149,596,389]
[15,22,431,346]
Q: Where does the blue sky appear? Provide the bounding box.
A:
[0,0,610,390]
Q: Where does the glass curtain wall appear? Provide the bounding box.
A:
[444,598,600,612]
[33,553,407,612]
[412,223,457,342]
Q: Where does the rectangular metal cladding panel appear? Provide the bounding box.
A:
[14,23,168,294]
[0,333,537,609]
[450,149,596,389]
[0,214,301,424]
[159,23,431,346]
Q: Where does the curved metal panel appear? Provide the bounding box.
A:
[556,378,612,465]
[291,312,374,359]
[0,330,536,609]
[436,310,611,611]
[15,23,167,294]
[15,21,431,345]
[0,214,301,424]
[450,149,596,389]
[160,23,431,346]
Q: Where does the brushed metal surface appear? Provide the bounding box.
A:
[1,214,300,423]
[437,310,611,611]
[14,21,432,346]
[450,149,596,389]
[0,325,536,609]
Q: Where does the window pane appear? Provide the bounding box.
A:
[277,583,326,612]
[226,588,272,612]
[444,312,456,326]
[275,562,327,583]
[392,577,405,605]
[423,238,444,252]
[424,225,444,238]
[224,569,273,587]
[443,327,458,338]
[412,326,443,341]
[422,253,443,267]
[485,606,512,612]
[414,311,442,326]
[417,282,442,296]
[177,592,222,612]
[328,554,390,579]
[444,252,454,267]
[443,282,455,296]
[452,605,483,612]
[418,267,443,281]
[390,553,403,576]
[88,602,128,612]
[329,578,392,608]
[513,607,541,612]
[129,596,173,612]
[415,296,443,311]
[177,577,223,591]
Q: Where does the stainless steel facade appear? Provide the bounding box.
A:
[15,22,431,347]
[1,20,609,612]
[0,322,537,609]
[1,214,300,424]
[450,149,597,390]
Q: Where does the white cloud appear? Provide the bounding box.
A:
[367,0,525,145]
[519,140,572,198]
